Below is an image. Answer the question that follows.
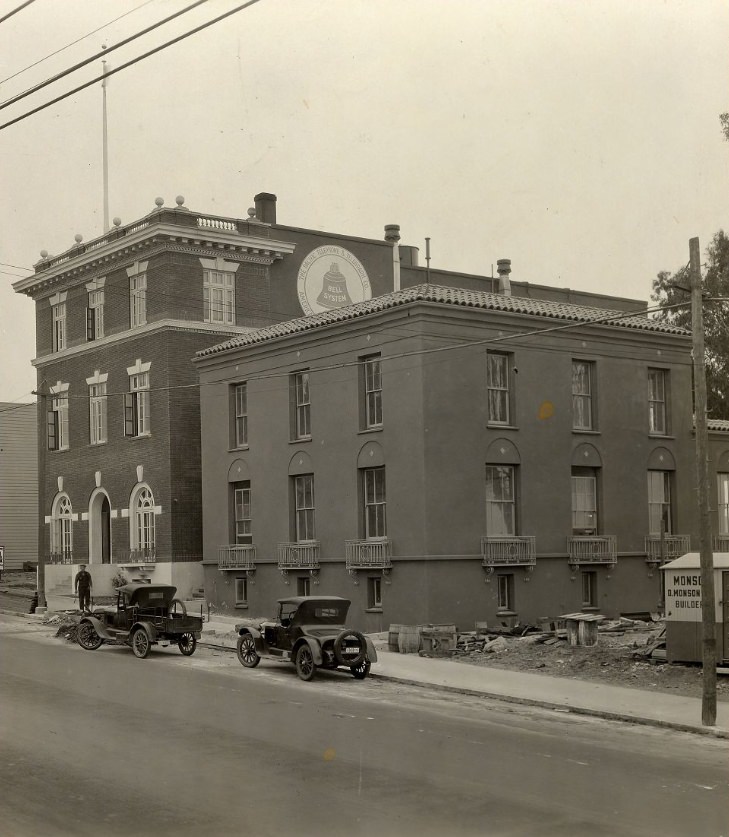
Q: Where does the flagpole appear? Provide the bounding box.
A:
[102,56,109,232]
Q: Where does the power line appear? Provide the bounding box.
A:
[0,0,35,27]
[0,0,156,86]
[0,0,210,112]
[0,0,264,132]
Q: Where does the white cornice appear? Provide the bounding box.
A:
[32,319,256,367]
[13,220,296,296]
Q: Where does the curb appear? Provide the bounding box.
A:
[366,671,729,739]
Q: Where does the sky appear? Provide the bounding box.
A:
[1,0,727,402]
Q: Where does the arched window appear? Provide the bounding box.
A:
[52,493,73,561]
[131,485,156,558]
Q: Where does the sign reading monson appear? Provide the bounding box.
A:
[664,572,702,621]
[297,246,372,316]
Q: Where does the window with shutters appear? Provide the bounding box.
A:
[89,382,107,445]
[52,302,66,352]
[125,371,150,437]
[47,387,69,451]
[87,289,105,340]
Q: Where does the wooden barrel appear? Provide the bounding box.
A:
[398,625,421,654]
[388,624,403,652]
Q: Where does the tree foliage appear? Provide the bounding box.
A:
[651,230,729,420]
[721,112,729,142]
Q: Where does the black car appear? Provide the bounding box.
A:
[235,596,377,681]
[76,583,203,659]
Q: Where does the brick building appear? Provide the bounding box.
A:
[195,283,729,631]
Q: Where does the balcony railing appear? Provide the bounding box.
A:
[115,548,157,565]
[568,535,617,566]
[47,550,73,565]
[645,534,691,564]
[218,545,256,571]
[277,542,320,570]
[715,534,729,552]
[345,539,392,570]
[480,536,536,567]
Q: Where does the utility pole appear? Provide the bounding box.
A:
[102,54,110,232]
[689,236,717,726]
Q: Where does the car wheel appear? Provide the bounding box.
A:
[334,630,366,668]
[236,634,261,668]
[351,659,371,679]
[77,620,103,651]
[178,632,197,656]
[131,626,151,659]
[295,644,316,681]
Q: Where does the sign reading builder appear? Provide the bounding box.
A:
[297,245,371,316]
[664,572,703,622]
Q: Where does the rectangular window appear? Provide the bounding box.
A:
[368,576,382,610]
[297,575,311,597]
[572,471,598,534]
[719,474,729,536]
[124,372,150,437]
[581,571,598,608]
[364,467,386,539]
[87,289,105,340]
[203,269,236,324]
[235,577,248,607]
[485,465,516,535]
[130,272,147,327]
[233,383,248,448]
[293,371,311,439]
[648,471,673,535]
[89,382,107,445]
[497,574,514,611]
[572,360,594,430]
[487,352,511,424]
[47,393,69,451]
[648,369,668,434]
[234,482,252,545]
[362,355,383,428]
[52,302,66,352]
[294,474,315,542]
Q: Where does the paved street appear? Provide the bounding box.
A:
[1,615,727,837]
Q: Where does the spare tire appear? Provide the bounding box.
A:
[334,630,366,668]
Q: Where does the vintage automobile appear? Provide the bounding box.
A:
[76,582,203,659]
[235,596,377,681]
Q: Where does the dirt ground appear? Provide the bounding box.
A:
[448,622,729,702]
[2,571,727,701]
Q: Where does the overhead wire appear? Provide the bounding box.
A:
[0,0,264,132]
[0,0,35,27]
[0,0,156,86]
[0,0,210,112]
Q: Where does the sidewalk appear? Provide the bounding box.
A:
[201,615,729,738]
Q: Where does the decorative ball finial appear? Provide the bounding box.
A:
[74,234,83,244]
[113,217,121,227]
[247,207,256,219]
[155,197,164,208]
[40,250,48,258]
[175,195,185,206]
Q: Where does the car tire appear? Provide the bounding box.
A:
[236,634,261,668]
[77,620,103,651]
[334,630,366,668]
[295,643,316,681]
[351,659,371,679]
[178,632,197,656]
[131,626,151,659]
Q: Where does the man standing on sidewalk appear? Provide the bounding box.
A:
[74,564,92,613]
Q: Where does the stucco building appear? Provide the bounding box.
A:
[195,282,725,631]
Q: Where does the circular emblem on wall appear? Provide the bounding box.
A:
[297,245,371,316]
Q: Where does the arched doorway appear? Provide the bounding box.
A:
[89,490,112,565]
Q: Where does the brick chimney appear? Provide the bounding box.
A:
[254,192,277,224]
[496,258,512,296]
